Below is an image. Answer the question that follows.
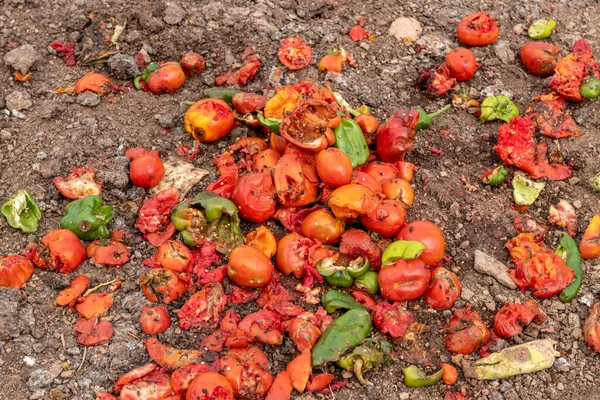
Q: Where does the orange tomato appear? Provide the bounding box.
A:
[278,37,313,71]
[56,275,90,306]
[186,372,234,400]
[328,184,380,219]
[318,54,345,72]
[139,306,171,335]
[280,100,337,152]
[266,371,293,400]
[253,149,281,174]
[147,62,186,94]
[0,254,34,289]
[153,240,192,272]
[456,12,499,47]
[441,363,459,385]
[286,350,311,393]
[246,226,277,258]
[276,232,326,278]
[581,215,600,259]
[40,229,87,274]
[87,239,130,267]
[424,267,461,309]
[355,114,380,145]
[301,208,345,245]
[316,148,353,188]
[228,245,274,288]
[446,48,477,81]
[139,268,186,304]
[382,178,414,207]
[270,132,288,154]
[363,162,398,185]
[273,154,319,207]
[395,161,416,181]
[74,71,115,96]
[397,220,446,266]
[352,170,383,194]
[184,98,234,143]
[264,87,303,119]
[75,292,114,319]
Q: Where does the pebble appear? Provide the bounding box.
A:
[494,40,515,64]
[461,287,475,301]
[27,369,55,389]
[3,44,41,74]
[513,24,524,35]
[155,114,177,128]
[108,54,140,80]
[557,382,564,390]
[76,92,101,107]
[388,17,423,44]
[6,90,33,111]
[553,357,570,372]
[163,2,185,25]
[473,250,517,289]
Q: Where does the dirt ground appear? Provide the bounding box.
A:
[1,0,600,399]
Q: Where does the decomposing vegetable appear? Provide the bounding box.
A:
[520,42,562,77]
[512,172,546,205]
[277,36,312,71]
[417,64,456,98]
[0,254,34,288]
[528,19,556,39]
[415,104,451,130]
[445,305,491,354]
[557,233,583,302]
[424,267,461,309]
[525,92,580,139]
[397,220,446,266]
[493,300,546,338]
[60,195,114,240]
[354,270,379,294]
[549,39,600,102]
[337,338,392,385]
[139,306,171,335]
[376,108,419,162]
[25,229,87,274]
[480,95,519,123]
[227,245,273,288]
[584,302,600,352]
[373,301,414,339]
[321,289,366,313]
[580,76,600,99]
[549,200,578,236]
[184,98,235,143]
[445,48,477,81]
[403,365,444,388]
[580,215,600,259]
[1,189,42,233]
[379,258,430,301]
[333,118,370,168]
[456,12,499,47]
[280,100,337,152]
[481,165,508,186]
[316,253,369,287]
[53,166,102,200]
[136,188,179,247]
[87,238,130,267]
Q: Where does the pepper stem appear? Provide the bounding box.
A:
[427,104,451,119]
[353,358,371,385]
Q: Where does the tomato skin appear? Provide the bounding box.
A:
[139,268,185,304]
[246,226,277,258]
[153,240,192,272]
[352,171,383,195]
[53,166,102,200]
[354,114,380,145]
[278,37,313,71]
[74,72,114,96]
[147,62,186,94]
[280,100,336,152]
[139,306,171,335]
[231,172,276,223]
[316,148,353,188]
[264,87,303,119]
[87,239,130,267]
[56,275,90,306]
[328,183,380,219]
[361,199,407,238]
[580,215,600,259]
[456,12,499,47]
[39,229,87,274]
[520,42,562,77]
[397,220,446,266]
[129,153,165,189]
[232,92,268,114]
[228,245,274,288]
[270,132,288,154]
[252,149,281,174]
[186,372,234,400]
[184,98,235,143]
[363,162,399,185]
[376,118,415,162]
[276,232,324,278]
[378,259,431,301]
[382,178,414,207]
[301,209,345,245]
[493,300,544,338]
[318,55,345,72]
[446,48,477,81]
[0,254,34,288]
[424,267,461,309]
[180,52,206,77]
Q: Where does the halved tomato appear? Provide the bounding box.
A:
[277,37,313,71]
[280,100,337,152]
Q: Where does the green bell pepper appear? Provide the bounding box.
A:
[512,172,545,206]
[315,254,369,287]
[321,290,366,313]
[257,113,281,134]
[480,95,519,123]
[481,165,509,186]
[528,19,556,39]
[580,77,600,99]
[354,271,379,294]
[337,338,393,385]
[333,118,370,168]
[60,195,114,240]
[415,104,451,131]
[381,240,426,266]
[311,308,372,366]
[134,62,160,89]
[171,191,244,254]
[201,87,243,104]
[557,233,583,303]
[403,365,444,388]
[1,189,42,233]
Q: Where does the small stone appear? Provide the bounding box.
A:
[486,301,496,311]
[568,177,580,185]
[557,382,564,391]
[5,90,33,111]
[474,250,517,289]
[39,159,61,178]
[27,369,55,389]
[76,92,101,107]
[163,2,185,25]
[108,54,140,80]
[573,200,582,209]
[494,40,515,64]
[578,293,594,307]
[461,288,475,301]
[553,357,570,372]
[513,24,524,35]
[155,114,176,128]
[388,17,423,44]
[3,44,41,74]
[59,370,74,379]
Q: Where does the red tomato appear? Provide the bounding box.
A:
[456,12,499,47]
[184,98,235,143]
[139,268,185,304]
[245,226,277,258]
[239,309,283,345]
[270,132,288,154]
[129,153,165,189]
[361,199,406,238]
[135,188,179,247]
[273,154,319,207]
[87,239,130,267]
[339,228,383,270]
[285,316,321,353]
[27,229,87,274]
[445,306,491,354]
[520,42,562,77]
[278,37,313,71]
[352,170,383,194]
[53,166,102,200]
[318,55,345,72]
[280,100,337,152]
[139,306,171,335]
[231,172,276,223]
[301,208,345,245]
[252,149,281,174]
[147,62,186,94]
[328,183,380,219]
[382,178,414,207]
[74,72,115,96]
[125,147,160,161]
[0,254,34,289]
[228,245,274,288]
[373,302,414,339]
[180,52,206,77]
[395,161,416,181]
[232,92,268,114]
[74,317,113,346]
[363,162,399,185]
[397,220,446,266]
[375,113,419,162]
[178,282,227,330]
[221,347,273,398]
[378,259,431,301]
[276,232,324,278]
[446,48,477,81]
[56,275,90,306]
[424,267,461,309]
[186,372,234,400]
[153,240,192,272]
[585,302,600,353]
[316,148,353,188]
[349,25,368,42]
[493,300,545,338]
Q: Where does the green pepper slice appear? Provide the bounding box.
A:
[557,233,583,303]
[333,118,370,168]
[321,290,366,313]
[1,189,42,233]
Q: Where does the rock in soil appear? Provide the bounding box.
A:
[108,54,140,80]
[474,250,517,289]
[3,44,41,74]
[388,17,423,43]
[5,90,33,111]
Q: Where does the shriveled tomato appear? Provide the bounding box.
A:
[119,370,174,400]
[446,48,477,81]
[493,300,545,338]
[278,37,312,71]
[147,61,186,94]
[379,258,430,301]
[361,199,406,238]
[0,254,34,289]
[382,178,414,207]
[185,98,235,143]
[239,309,283,345]
[186,372,234,400]
[76,292,114,319]
[228,245,274,288]
[140,268,185,304]
[139,306,171,335]
[145,338,205,370]
[373,302,414,339]
[26,229,87,274]
[87,239,130,267]
[178,282,227,329]
[74,317,114,346]
[396,161,416,181]
[520,42,561,77]
[328,183,380,219]
[514,214,549,241]
[424,267,461,309]
[273,153,319,207]
[584,302,600,353]
[417,64,456,98]
[221,347,273,398]
[549,40,600,102]
[397,221,446,266]
[56,275,90,306]
[581,215,600,259]
[129,153,165,189]
[376,110,420,162]
[355,114,380,145]
[180,51,206,77]
[284,315,321,353]
[339,228,383,270]
[363,162,399,185]
[301,208,345,245]
[280,100,336,152]
[456,12,499,47]
[53,166,101,199]
[244,227,277,259]
[275,232,325,279]
[318,54,345,72]
[252,149,281,174]
[150,240,192,273]
[231,172,276,223]
[352,170,383,194]
[264,87,303,119]
[74,72,115,96]
[316,148,353,188]
[135,188,179,246]
[232,92,268,114]
[445,305,491,354]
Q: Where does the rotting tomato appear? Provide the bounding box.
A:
[584,302,600,353]
[272,154,319,207]
[125,147,160,161]
[139,306,171,335]
[580,215,600,259]
[26,229,87,274]
[549,40,600,102]
[74,316,114,346]
[363,162,399,186]
[129,153,165,189]
[145,338,205,370]
[514,214,549,241]
[446,48,477,81]
[301,208,345,245]
[275,232,326,280]
[272,205,320,233]
[231,287,258,305]
[456,12,499,47]
[263,87,303,119]
[239,309,283,345]
[185,98,235,143]
[445,305,491,354]
[180,51,206,77]
[318,54,345,72]
[56,275,90,306]
[171,363,212,396]
[119,370,174,400]
[548,199,578,236]
[376,109,420,162]
[75,292,114,319]
[252,149,281,174]
[280,100,337,152]
[231,172,276,223]
[349,24,368,42]
[520,42,562,77]
[228,245,274,288]
[245,226,277,258]
[379,258,431,301]
[316,148,353,188]
[74,72,116,96]
[232,92,268,114]
[53,166,102,200]
[277,36,312,71]
[139,268,186,304]
[339,228,383,271]
[373,301,414,339]
[221,346,273,399]
[327,183,380,219]
[135,188,179,247]
[286,350,311,393]
[505,233,544,269]
[397,220,446,266]
[382,178,414,207]
[352,170,383,195]
[424,267,461,309]
[355,114,380,145]
[87,238,130,267]
[178,282,227,330]
[0,254,34,289]
[441,364,459,386]
[147,61,186,94]
[417,63,456,98]
[283,314,322,353]
[186,372,234,400]
[396,161,416,181]
[216,54,261,88]
[151,240,192,273]
[361,199,407,238]
[526,93,580,139]
[113,363,159,395]
[493,300,546,338]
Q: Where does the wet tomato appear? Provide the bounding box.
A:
[252,149,281,174]
[316,148,353,188]
[87,238,130,267]
[355,114,380,145]
[580,215,600,259]
[363,162,399,185]
[178,282,227,330]
[264,87,303,119]
[139,268,185,304]
[152,240,192,272]
[424,267,461,309]
[74,72,115,96]
[147,61,186,94]
[446,48,477,81]
[27,229,87,274]
[246,226,277,258]
[382,178,414,207]
[493,300,545,338]
[339,228,383,270]
[135,188,179,247]
[74,316,114,346]
[445,305,491,355]
[273,153,319,207]
[56,275,90,306]
[221,347,273,398]
[378,258,431,301]
[139,306,171,335]
[397,220,446,266]
[373,302,414,339]
[275,232,324,279]
[0,254,34,289]
[456,12,499,47]
[584,302,600,353]
[180,51,206,77]
[318,54,345,72]
[75,293,114,319]
[228,245,274,288]
[361,199,407,238]
[53,166,102,200]
[328,183,380,219]
[232,92,268,114]
[231,172,276,223]
[185,98,235,143]
[280,100,337,152]
[301,208,345,245]
[186,372,234,400]
[278,37,312,71]
[520,42,562,77]
[129,153,165,189]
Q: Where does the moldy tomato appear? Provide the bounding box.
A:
[280,100,337,152]
[139,268,185,304]
[184,98,235,143]
[520,42,562,77]
[221,347,273,398]
[277,36,312,71]
[456,12,499,47]
[397,220,446,266]
[446,48,477,81]
[147,62,186,94]
[152,240,192,272]
[316,148,353,188]
[445,306,490,354]
[228,245,274,288]
[139,306,171,335]
[231,172,276,223]
[180,51,206,77]
[301,208,345,245]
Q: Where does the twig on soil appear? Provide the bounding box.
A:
[60,334,66,349]
[76,346,87,373]
[124,330,139,340]
[84,276,120,296]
